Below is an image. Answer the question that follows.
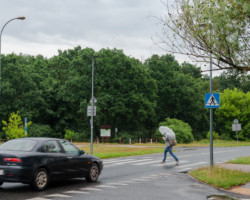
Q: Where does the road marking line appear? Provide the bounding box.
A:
[26,198,51,200]
[103,159,135,164]
[108,182,128,186]
[119,180,134,183]
[178,150,237,158]
[105,159,154,168]
[178,162,207,168]
[151,160,188,167]
[46,194,71,198]
[80,187,103,191]
[131,178,151,181]
[132,160,163,165]
[64,190,90,194]
[157,173,172,176]
[178,168,192,172]
[95,185,117,188]
[112,159,152,165]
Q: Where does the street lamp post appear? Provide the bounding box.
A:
[0,17,25,94]
[90,55,100,155]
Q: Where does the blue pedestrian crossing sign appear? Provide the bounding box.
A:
[205,93,220,108]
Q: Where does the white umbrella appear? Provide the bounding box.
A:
[159,126,175,138]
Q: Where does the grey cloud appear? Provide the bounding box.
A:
[0,0,169,60]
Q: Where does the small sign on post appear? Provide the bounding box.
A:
[232,119,241,142]
[24,117,27,137]
[87,106,96,116]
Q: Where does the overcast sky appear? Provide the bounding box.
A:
[0,0,187,63]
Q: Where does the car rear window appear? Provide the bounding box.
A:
[0,139,37,151]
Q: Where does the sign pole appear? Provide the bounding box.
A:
[209,50,214,167]
[90,56,95,155]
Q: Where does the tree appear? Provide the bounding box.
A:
[157,0,249,72]
[147,54,208,139]
[214,71,250,93]
[215,88,250,140]
[2,111,32,139]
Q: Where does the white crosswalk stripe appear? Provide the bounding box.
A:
[177,162,207,168]
[103,157,192,168]
[108,182,128,186]
[104,159,134,164]
[132,160,164,165]
[105,159,153,167]
[151,160,188,167]
[46,194,71,198]
[80,187,103,191]
[64,190,90,194]
[95,185,117,188]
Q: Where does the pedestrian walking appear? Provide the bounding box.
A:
[159,126,179,165]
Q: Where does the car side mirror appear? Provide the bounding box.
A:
[79,150,85,155]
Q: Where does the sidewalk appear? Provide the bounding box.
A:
[216,163,250,197]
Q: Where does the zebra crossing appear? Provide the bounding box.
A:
[25,158,209,200]
[103,157,194,168]
[26,172,173,200]
[25,156,212,200]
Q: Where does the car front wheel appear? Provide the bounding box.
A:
[86,163,99,182]
[0,181,3,186]
[31,168,49,191]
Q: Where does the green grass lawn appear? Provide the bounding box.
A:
[189,166,250,189]
[75,140,250,159]
[227,156,250,165]
[78,144,164,159]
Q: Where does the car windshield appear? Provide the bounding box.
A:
[0,139,37,151]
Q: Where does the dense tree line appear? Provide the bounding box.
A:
[0,46,249,142]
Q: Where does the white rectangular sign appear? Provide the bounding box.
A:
[87,106,96,116]
[232,124,241,131]
[100,129,111,137]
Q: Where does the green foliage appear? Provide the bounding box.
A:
[161,0,249,72]
[155,118,194,143]
[215,88,250,140]
[2,111,32,139]
[206,131,219,140]
[147,55,208,139]
[64,129,79,141]
[0,47,249,142]
[214,71,250,93]
[28,123,55,137]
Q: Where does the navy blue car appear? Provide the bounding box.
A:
[0,137,103,191]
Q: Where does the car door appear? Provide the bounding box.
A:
[41,140,69,180]
[59,140,89,177]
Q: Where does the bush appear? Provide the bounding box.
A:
[2,111,32,140]
[64,129,79,142]
[206,131,219,140]
[154,118,194,144]
[28,123,55,137]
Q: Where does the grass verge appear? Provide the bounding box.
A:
[179,140,250,147]
[79,144,164,159]
[227,156,250,165]
[189,166,250,190]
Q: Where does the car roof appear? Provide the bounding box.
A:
[13,137,63,141]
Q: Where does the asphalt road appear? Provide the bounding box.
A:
[1,146,250,200]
